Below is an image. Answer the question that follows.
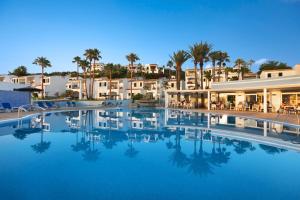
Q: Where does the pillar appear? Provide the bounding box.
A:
[207,113,211,129]
[165,91,169,108]
[263,88,267,113]
[208,91,211,110]
[79,80,82,100]
[263,121,268,137]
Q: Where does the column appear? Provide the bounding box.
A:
[263,121,268,137]
[165,91,169,108]
[263,88,267,113]
[208,91,211,110]
[79,80,82,100]
[207,113,211,129]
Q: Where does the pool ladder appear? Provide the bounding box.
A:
[17,104,45,118]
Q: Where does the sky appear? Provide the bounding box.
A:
[0,0,300,74]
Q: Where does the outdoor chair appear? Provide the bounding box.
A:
[37,102,48,109]
[1,103,18,112]
[236,103,244,111]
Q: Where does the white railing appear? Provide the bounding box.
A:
[17,104,45,118]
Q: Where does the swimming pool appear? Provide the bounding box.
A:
[0,108,300,200]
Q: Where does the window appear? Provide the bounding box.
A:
[279,72,283,77]
[140,82,142,87]
[104,82,107,86]
[99,82,102,87]
[68,85,71,89]
[267,73,271,78]
[134,83,137,87]
[171,83,174,87]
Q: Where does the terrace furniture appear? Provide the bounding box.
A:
[236,103,244,111]
[37,102,48,109]
[211,104,217,110]
[2,102,18,112]
[45,102,59,109]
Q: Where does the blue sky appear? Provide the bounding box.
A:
[0,0,299,74]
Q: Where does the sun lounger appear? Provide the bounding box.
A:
[1,102,18,112]
[37,102,48,109]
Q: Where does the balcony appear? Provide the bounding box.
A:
[211,76,300,91]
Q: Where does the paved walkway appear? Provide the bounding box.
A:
[0,106,299,125]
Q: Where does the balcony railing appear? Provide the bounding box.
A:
[211,75,300,90]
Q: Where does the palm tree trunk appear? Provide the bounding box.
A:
[84,70,88,99]
[109,69,112,100]
[218,64,221,82]
[41,66,44,99]
[212,61,216,82]
[200,62,204,107]
[91,60,95,99]
[176,65,181,102]
[194,61,198,108]
[77,65,79,80]
[130,61,133,99]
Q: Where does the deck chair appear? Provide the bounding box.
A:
[2,102,19,112]
[37,102,48,109]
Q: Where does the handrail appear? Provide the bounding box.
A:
[17,104,45,118]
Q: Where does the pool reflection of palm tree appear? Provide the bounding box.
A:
[188,130,213,176]
[103,116,117,149]
[71,131,89,152]
[31,115,51,154]
[210,137,231,166]
[259,144,287,154]
[170,132,189,168]
[125,140,139,158]
[82,136,100,162]
[233,140,256,154]
[31,132,51,154]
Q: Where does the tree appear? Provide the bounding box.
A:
[84,48,101,99]
[224,67,233,81]
[9,66,28,77]
[33,57,52,99]
[126,53,140,99]
[204,71,212,88]
[79,59,89,99]
[216,51,230,82]
[209,51,220,82]
[234,58,246,80]
[72,56,81,80]
[258,60,291,74]
[167,60,174,77]
[189,44,201,90]
[170,50,190,101]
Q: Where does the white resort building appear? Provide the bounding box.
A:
[166,64,300,113]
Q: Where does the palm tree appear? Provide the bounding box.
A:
[167,60,174,77]
[84,48,101,99]
[234,58,246,80]
[84,49,94,99]
[126,53,140,99]
[189,44,201,90]
[197,42,212,90]
[224,67,233,81]
[72,56,81,80]
[79,59,89,99]
[170,50,190,101]
[209,51,220,82]
[33,57,52,99]
[216,51,230,82]
[196,42,212,107]
[204,71,213,88]
[105,64,114,100]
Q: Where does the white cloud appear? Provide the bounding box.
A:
[254,58,268,66]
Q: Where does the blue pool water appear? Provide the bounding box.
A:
[0,108,300,200]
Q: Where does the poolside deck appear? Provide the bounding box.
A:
[0,106,299,125]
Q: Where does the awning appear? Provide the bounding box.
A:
[13,87,43,92]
